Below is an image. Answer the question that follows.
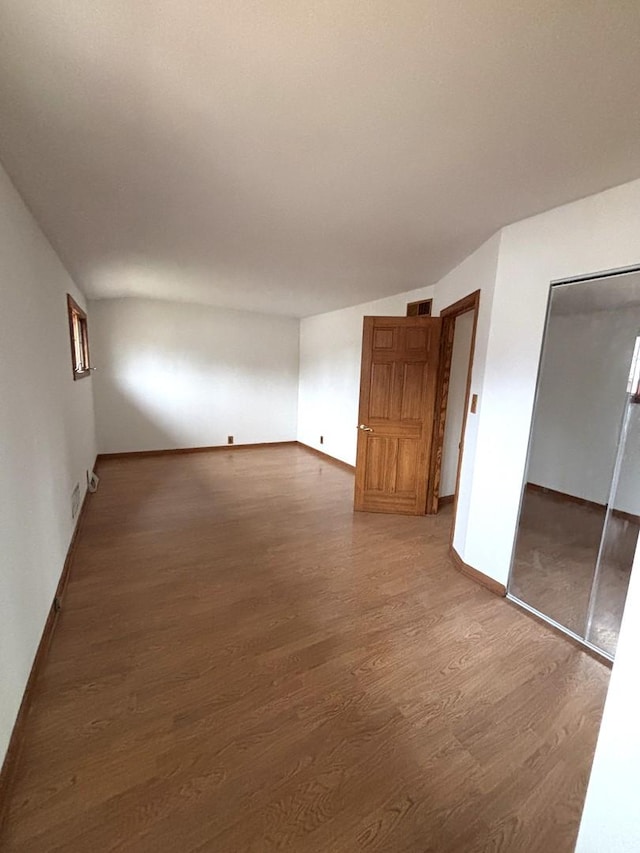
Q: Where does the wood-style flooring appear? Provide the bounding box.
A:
[0,446,610,852]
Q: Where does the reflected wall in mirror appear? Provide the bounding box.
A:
[508,269,640,659]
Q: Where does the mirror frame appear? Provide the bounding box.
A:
[505,263,640,662]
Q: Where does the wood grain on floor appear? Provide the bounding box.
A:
[0,446,609,852]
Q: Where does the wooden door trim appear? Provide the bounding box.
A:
[440,290,481,319]
[427,290,480,528]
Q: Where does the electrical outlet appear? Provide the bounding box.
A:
[71,483,80,519]
[320,435,324,444]
[227,435,234,445]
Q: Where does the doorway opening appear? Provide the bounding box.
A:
[427,291,480,539]
[352,290,480,528]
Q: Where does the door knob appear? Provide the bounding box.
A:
[358,424,374,432]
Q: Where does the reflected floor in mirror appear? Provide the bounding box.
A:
[510,486,638,656]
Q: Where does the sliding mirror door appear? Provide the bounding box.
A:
[508,270,640,659]
[585,364,640,657]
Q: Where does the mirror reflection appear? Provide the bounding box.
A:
[509,271,640,658]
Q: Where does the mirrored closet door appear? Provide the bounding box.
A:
[508,269,640,660]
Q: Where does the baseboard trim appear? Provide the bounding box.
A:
[97,443,358,473]
[296,442,356,472]
[0,477,93,831]
[97,441,297,461]
[439,494,455,506]
[449,546,506,597]
[526,482,640,525]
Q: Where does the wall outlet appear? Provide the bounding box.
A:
[227,435,234,445]
[71,483,80,519]
[320,435,324,444]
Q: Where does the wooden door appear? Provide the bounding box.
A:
[354,316,441,515]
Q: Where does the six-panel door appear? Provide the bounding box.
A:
[354,316,441,515]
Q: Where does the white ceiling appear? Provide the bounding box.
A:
[1,1,640,317]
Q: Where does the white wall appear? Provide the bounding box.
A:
[575,532,640,853]
[90,298,299,453]
[440,310,474,497]
[465,177,640,587]
[527,307,640,514]
[0,163,96,767]
[297,286,434,466]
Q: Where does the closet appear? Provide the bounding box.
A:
[508,269,640,659]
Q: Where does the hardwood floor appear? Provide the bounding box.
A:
[0,446,609,852]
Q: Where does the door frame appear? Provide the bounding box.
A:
[426,290,480,538]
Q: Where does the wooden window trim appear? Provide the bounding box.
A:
[67,294,92,380]
[406,298,432,317]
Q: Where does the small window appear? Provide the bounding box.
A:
[406,299,432,317]
[67,295,91,380]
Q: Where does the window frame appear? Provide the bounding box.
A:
[66,294,92,380]
[406,298,433,317]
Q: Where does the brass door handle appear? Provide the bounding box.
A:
[358,424,374,432]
